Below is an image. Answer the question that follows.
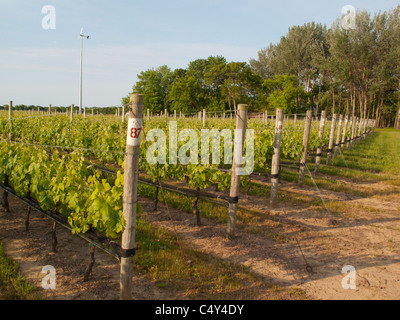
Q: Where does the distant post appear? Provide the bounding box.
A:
[334,115,344,159]
[8,101,13,140]
[298,110,312,185]
[70,104,74,122]
[314,110,327,174]
[326,114,338,165]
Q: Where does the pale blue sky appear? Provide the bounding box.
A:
[1,0,399,107]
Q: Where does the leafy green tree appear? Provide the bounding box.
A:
[264,75,304,114]
[167,76,201,113]
[131,65,173,113]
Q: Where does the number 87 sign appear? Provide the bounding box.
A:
[126,118,143,147]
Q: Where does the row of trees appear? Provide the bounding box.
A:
[122,57,304,116]
[250,6,400,127]
[125,5,400,127]
[0,104,121,115]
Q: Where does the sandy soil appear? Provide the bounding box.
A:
[0,174,399,300]
[0,196,176,300]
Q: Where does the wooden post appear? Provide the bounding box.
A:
[8,101,12,140]
[165,109,168,121]
[314,110,327,174]
[70,104,74,122]
[174,110,177,120]
[48,104,51,116]
[120,94,144,300]
[84,107,86,118]
[355,118,361,143]
[362,117,368,138]
[270,109,284,207]
[395,108,400,129]
[203,109,206,127]
[350,116,356,147]
[326,114,338,165]
[346,117,352,148]
[227,104,248,239]
[334,114,344,159]
[122,105,125,122]
[341,115,349,151]
[298,110,312,185]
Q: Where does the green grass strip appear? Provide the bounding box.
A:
[0,242,40,300]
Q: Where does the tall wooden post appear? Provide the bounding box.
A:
[314,110,327,174]
[227,104,248,239]
[334,114,344,159]
[120,94,144,300]
[203,109,206,127]
[298,110,312,185]
[326,114,338,165]
[270,109,284,207]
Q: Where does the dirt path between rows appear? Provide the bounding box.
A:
[1,175,399,300]
[0,196,179,300]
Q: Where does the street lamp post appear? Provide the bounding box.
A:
[79,28,89,115]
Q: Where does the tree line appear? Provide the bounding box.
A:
[0,104,121,115]
[124,5,400,128]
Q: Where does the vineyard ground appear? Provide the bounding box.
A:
[1,174,399,300]
[0,129,399,300]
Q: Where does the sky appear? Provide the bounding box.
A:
[1,0,399,108]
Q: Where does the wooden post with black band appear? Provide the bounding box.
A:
[270,108,284,207]
[227,104,248,239]
[120,94,143,300]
